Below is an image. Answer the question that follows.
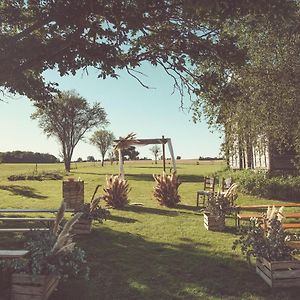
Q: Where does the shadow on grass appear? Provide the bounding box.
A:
[107,215,138,223]
[126,173,205,183]
[0,185,48,199]
[176,204,199,212]
[124,205,178,216]
[53,228,299,300]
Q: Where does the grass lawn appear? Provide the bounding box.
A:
[0,160,299,299]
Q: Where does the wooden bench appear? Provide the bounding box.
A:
[0,217,55,227]
[0,208,74,233]
[237,212,300,227]
[0,250,29,258]
[234,203,300,227]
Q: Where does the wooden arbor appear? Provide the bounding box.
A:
[114,133,176,178]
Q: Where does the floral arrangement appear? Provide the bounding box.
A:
[153,172,181,207]
[75,196,110,222]
[103,175,130,208]
[233,206,299,263]
[205,192,233,219]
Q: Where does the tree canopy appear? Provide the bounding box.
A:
[191,2,300,166]
[0,0,294,104]
[31,90,107,172]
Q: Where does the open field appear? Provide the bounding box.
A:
[0,160,299,299]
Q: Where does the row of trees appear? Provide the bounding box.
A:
[31,91,164,170]
[0,151,58,163]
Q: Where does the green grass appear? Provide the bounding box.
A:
[0,160,299,299]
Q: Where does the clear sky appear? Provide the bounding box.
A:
[0,63,222,161]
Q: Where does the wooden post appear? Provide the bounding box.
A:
[162,135,166,172]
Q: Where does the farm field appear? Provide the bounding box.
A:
[0,160,299,300]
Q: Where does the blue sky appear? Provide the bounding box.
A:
[0,63,222,160]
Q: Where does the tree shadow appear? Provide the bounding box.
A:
[53,228,299,300]
[126,173,205,183]
[0,185,48,199]
[124,205,179,216]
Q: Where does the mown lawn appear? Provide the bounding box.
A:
[0,160,299,299]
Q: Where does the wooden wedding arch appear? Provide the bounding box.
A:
[114,135,176,178]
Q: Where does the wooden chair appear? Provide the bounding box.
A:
[196,176,216,207]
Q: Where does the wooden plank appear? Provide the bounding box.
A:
[0,228,49,232]
[0,250,29,258]
[0,208,74,213]
[282,223,300,230]
[273,269,300,279]
[12,274,47,285]
[0,218,55,221]
[256,266,273,287]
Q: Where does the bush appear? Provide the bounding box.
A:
[217,170,300,201]
[153,172,181,207]
[8,172,63,181]
[103,175,130,208]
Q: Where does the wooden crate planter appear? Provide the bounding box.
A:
[256,256,300,287]
[203,212,225,231]
[71,218,92,234]
[11,273,60,300]
[62,180,84,209]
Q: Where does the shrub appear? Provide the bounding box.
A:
[103,175,130,208]
[7,172,63,181]
[217,169,300,201]
[153,172,181,207]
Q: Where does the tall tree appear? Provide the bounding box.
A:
[32,90,107,172]
[149,145,162,164]
[90,130,115,166]
[0,1,292,105]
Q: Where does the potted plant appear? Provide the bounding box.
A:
[203,192,232,231]
[72,196,110,234]
[233,206,300,287]
[153,172,181,208]
[0,204,89,299]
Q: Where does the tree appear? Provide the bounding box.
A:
[87,156,96,162]
[31,90,107,172]
[90,130,115,166]
[77,157,83,162]
[191,7,300,165]
[122,146,139,161]
[150,145,162,164]
[0,1,293,104]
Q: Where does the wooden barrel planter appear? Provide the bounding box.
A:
[256,256,300,287]
[62,180,84,210]
[11,273,60,300]
[71,218,92,235]
[203,212,225,231]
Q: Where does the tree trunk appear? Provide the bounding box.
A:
[101,154,105,167]
[64,157,71,172]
